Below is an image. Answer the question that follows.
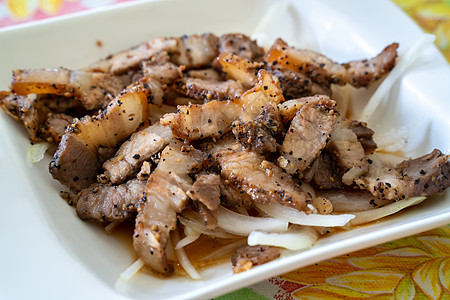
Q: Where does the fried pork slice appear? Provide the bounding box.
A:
[327,117,370,185]
[278,101,337,176]
[269,67,331,99]
[277,95,335,122]
[355,149,450,200]
[217,53,264,87]
[12,68,125,110]
[187,69,223,81]
[133,141,210,275]
[90,34,219,75]
[1,93,49,141]
[75,178,146,222]
[161,70,284,140]
[88,37,179,74]
[141,54,185,85]
[42,113,74,144]
[212,142,311,211]
[218,33,265,61]
[348,120,377,154]
[302,152,344,190]
[187,174,221,230]
[102,122,173,184]
[265,38,398,88]
[232,101,283,154]
[231,245,280,273]
[49,87,149,191]
[174,77,244,101]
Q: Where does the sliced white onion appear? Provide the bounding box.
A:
[178,215,235,239]
[350,196,426,226]
[360,34,435,122]
[255,202,355,227]
[119,258,144,281]
[217,206,288,236]
[172,230,201,280]
[104,220,121,232]
[175,232,201,249]
[27,142,51,164]
[248,226,319,250]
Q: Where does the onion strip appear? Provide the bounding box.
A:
[175,232,201,249]
[248,226,319,250]
[350,196,426,226]
[178,215,235,239]
[172,230,201,280]
[217,206,288,236]
[119,258,144,281]
[255,202,355,227]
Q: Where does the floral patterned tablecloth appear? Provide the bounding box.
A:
[1,0,449,299]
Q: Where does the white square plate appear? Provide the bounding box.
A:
[0,0,449,299]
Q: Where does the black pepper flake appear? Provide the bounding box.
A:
[133,154,140,159]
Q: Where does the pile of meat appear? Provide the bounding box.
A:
[1,33,449,277]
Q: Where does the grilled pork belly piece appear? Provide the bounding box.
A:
[174,77,244,101]
[232,101,283,154]
[101,122,173,184]
[355,149,450,200]
[90,34,219,75]
[277,95,336,122]
[302,152,344,190]
[187,173,221,230]
[232,245,280,273]
[1,93,48,141]
[348,120,377,154]
[186,68,223,81]
[75,178,146,222]
[265,38,398,88]
[212,142,312,211]
[278,101,337,176]
[161,70,283,140]
[269,67,331,99]
[49,87,149,191]
[217,53,264,87]
[42,113,74,143]
[12,68,125,110]
[133,141,210,275]
[218,33,265,61]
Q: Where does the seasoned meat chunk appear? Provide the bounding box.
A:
[49,88,149,191]
[76,178,146,222]
[1,93,48,141]
[278,102,337,176]
[161,70,283,140]
[12,68,125,110]
[355,149,450,200]
[232,102,283,154]
[133,141,210,275]
[231,245,280,273]
[265,38,398,88]
[348,120,377,154]
[174,77,244,101]
[101,122,173,184]
[42,113,74,143]
[269,67,331,99]
[212,142,311,211]
[218,33,265,61]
